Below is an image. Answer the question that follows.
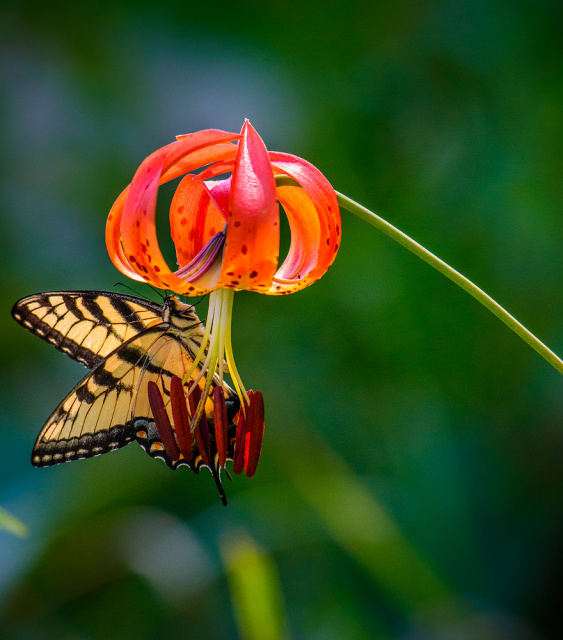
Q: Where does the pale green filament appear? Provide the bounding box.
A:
[222,288,250,407]
[182,306,213,384]
[184,288,250,430]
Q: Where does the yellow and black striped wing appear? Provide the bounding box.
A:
[31,324,192,466]
[12,291,164,369]
[13,290,240,472]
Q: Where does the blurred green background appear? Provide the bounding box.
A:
[2,0,563,638]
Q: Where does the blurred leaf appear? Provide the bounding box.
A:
[0,506,28,537]
[221,531,290,640]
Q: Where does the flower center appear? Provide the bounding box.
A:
[175,229,227,290]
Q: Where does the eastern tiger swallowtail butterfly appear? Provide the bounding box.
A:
[11,291,241,504]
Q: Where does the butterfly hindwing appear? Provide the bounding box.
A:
[31,323,172,466]
[130,330,197,469]
[12,291,163,369]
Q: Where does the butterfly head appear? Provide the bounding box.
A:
[162,295,199,324]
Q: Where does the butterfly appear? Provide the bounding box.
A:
[11,291,241,504]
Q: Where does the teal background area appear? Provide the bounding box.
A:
[2,1,563,638]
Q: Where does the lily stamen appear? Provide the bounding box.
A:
[213,386,229,468]
[169,375,193,461]
[147,381,180,462]
[244,391,265,478]
[233,390,265,477]
[182,288,249,437]
[190,384,211,466]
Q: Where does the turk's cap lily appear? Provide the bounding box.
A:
[106,121,341,489]
[106,120,341,296]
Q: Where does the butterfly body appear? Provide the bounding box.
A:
[12,291,240,476]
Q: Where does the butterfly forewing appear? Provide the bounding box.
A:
[12,291,163,369]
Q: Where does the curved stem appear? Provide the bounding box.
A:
[337,191,563,375]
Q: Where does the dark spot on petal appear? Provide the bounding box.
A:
[181,218,187,226]
[231,281,239,285]
[177,205,184,214]
[129,255,137,263]
[241,245,247,255]
[326,238,330,245]
[334,244,339,252]
[226,271,234,276]
[234,221,241,227]
[154,265,161,272]
[250,271,258,278]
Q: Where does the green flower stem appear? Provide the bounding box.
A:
[336,191,563,376]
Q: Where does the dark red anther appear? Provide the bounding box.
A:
[233,397,249,475]
[147,381,180,462]
[186,383,196,417]
[190,384,211,466]
[170,376,193,461]
[213,386,228,468]
[244,391,265,478]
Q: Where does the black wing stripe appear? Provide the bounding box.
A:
[81,296,116,328]
[114,331,183,378]
[109,297,148,333]
[62,294,87,322]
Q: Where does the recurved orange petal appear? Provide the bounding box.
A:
[170,175,226,267]
[217,121,279,292]
[268,151,340,294]
[106,129,239,294]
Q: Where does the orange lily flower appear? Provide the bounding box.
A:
[106,120,340,482]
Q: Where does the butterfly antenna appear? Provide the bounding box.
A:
[114,282,145,297]
[148,284,166,300]
[190,294,208,307]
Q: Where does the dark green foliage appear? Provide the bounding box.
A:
[2,1,563,638]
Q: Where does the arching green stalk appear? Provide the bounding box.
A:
[336,190,563,375]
